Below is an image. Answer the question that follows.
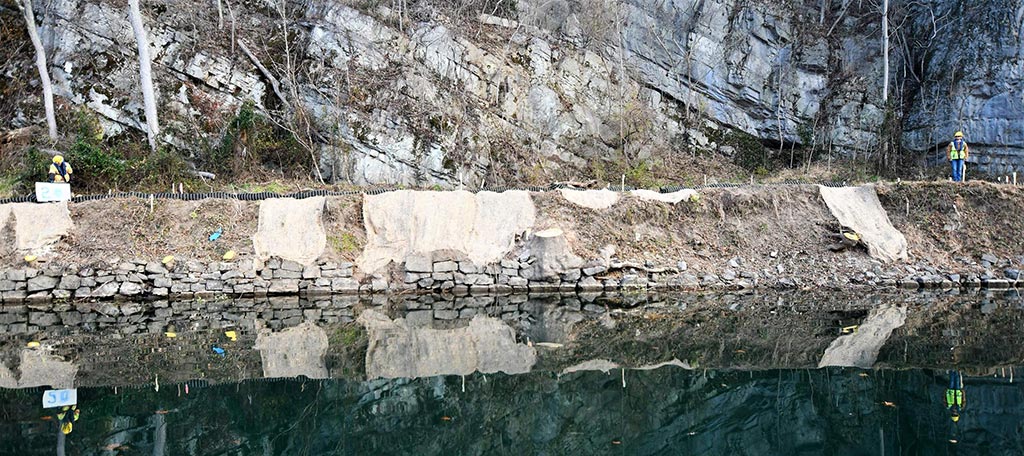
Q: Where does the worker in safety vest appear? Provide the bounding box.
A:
[945,370,965,423]
[48,155,73,183]
[947,132,969,182]
[55,404,80,434]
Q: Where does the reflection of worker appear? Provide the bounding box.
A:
[48,155,73,183]
[945,370,965,422]
[947,132,969,182]
[55,404,80,434]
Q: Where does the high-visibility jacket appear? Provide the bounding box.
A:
[948,140,969,160]
[945,388,965,409]
[48,162,73,183]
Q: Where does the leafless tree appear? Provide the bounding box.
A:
[127,0,160,152]
[882,0,889,103]
[14,0,57,141]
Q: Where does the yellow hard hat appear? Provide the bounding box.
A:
[53,155,64,164]
[954,131,963,138]
[951,415,960,422]
[61,421,73,434]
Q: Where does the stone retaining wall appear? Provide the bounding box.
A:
[0,252,1020,305]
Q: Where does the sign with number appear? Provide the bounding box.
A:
[36,182,72,202]
[41,389,77,408]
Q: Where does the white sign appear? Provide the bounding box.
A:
[41,389,77,408]
[36,182,72,202]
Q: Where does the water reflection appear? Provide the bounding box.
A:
[359,309,536,379]
[0,289,1021,388]
[253,322,329,379]
[2,367,1022,455]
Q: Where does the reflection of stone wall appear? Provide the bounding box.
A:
[1,290,1021,387]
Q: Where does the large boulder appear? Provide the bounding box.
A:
[357,190,536,273]
[522,228,583,280]
[0,202,74,254]
[252,197,327,266]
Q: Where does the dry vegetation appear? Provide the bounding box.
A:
[533,185,842,271]
[34,194,366,268]
[878,181,1024,267]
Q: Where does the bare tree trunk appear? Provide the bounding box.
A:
[238,39,289,108]
[127,0,160,152]
[15,0,57,141]
[882,0,889,103]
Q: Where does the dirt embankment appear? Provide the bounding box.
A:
[1,181,1020,290]
[21,195,365,269]
[537,182,1024,286]
[877,181,1024,267]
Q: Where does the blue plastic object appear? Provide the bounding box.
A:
[212,346,226,356]
[209,228,222,241]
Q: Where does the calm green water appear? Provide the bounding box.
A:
[2,367,1022,455]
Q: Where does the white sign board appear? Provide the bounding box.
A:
[35,182,72,202]
[41,389,77,408]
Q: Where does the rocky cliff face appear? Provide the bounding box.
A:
[4,0,1022,184]
[899,0,1024,174]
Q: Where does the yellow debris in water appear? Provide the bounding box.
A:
[841,325,859,334]
[222,250,237,261]
[225,330,237,341]
[24,255,37,263]
[843,232,861,242]
[161,255,174,265]
[164,332,177,338]
[26,341,40,348]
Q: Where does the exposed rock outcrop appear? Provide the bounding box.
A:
[252,197,326,265]
[819,185,908,263]
[358,190,536,273]
[14,0,1021,188]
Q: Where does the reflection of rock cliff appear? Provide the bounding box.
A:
[358,310,536,379]
[8,368,1022,455]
